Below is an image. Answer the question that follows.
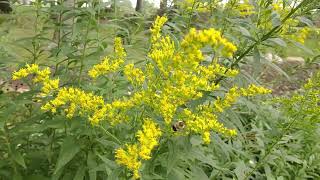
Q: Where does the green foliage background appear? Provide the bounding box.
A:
[0,0,320,179]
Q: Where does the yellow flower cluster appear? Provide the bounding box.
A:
[115,119,162,179]
[42,79,60,95]
[136,119,162,160]
[214,85,271,113]
[144,17,240,127]
[182,108,237,144]
[88,37,126,78]
[124,64,145,86]
[150,16,168,43]
[178,0,212,13]
[115,144,141,179]
[304,72,320,90]
[248,0,300,40]
[240,84,272,96]
[93,92,145,124]
[42,87,144,124]
[12,64,59,96]
[181,28,237,58]
[41,87,105,119]
[214,86,240,113]
[291,27,310,44]
[13,16,272,179]
[278,71,320,124]
[181,84,270,143]
[236,0,255,16]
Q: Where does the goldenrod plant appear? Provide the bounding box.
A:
[12,16,271,178]
[0,0,319,179]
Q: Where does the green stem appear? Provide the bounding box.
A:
[186,0,197,29]
[78,18,91,85]
[243,117,298,180]
[214,0,311,85]
[99,125,122,145]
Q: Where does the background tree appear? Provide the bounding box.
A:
[158,0,167,15]
[0,0,12,13]
[135,0,142,12]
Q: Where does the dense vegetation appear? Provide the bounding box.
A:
[0,0,319,179]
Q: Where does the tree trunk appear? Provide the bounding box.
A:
[158,0,167,15]
[0,0,12,13]
[160,0,167,10]
[135,0,142,12]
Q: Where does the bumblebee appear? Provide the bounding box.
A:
[172,121,186,132]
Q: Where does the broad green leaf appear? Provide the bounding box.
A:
[73,166,86,180]
[54,137,80,174]
[234,161,249,180]
[268,38,287,47]
[190,166,209,180]
[11,148,26,169]
[166,140,180,175]
[167,168,186,180]
[297,16,314,27]
[87,151,97,180]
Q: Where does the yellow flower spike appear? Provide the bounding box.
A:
[41,87,105,122]
[114,37,126,59]
[65,103,77,119]
[291,27,310,44]
[241,84,272,96]
[88,57,111,78]
[124,64,145,86]
[278,71,320,125]
[12,64,59,97]
[237,0,255,16]
[26,64,40,73]
[115,144,141,179]
[33,67,51,83]
[115,119,162,178]
[89,105,109,125]
[88,37,126,79]
[150,16,168,43]
[136,119,162,160]
[41,78,59,95]
[148,36,175,77]
[183,108,237,144]
[181,28,237,59]
[202,131,211,144]
[12,68,29,80]
[13,64,40,81]
[214,86,241,113]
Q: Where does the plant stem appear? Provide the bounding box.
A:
[243,117,298,179]
[214,0,311,85]
[99,125,122,145]
[78,17,91,85]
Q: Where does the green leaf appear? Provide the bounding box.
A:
[13,173,22,180]
[297,16,314,27]
[166,140,179,175]
[271,12,281,27]
[87,151,97,180]
[73,166,86,180]
[268,38,287,47]
[190,166,209,180]
[234,161,249,180]
[291,41,314,55]
[11,148,26,169]
[54,137,80,174]
[286,155,303,164]
[238,26,251,37]
[167,168,186,180]
[97,153,117,169]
